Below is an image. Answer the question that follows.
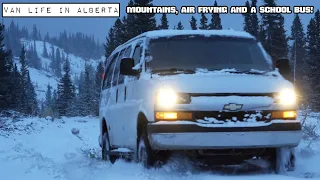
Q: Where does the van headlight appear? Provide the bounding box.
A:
[156,88,177,108]
[274,88,297,106]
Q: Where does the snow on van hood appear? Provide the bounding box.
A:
[153,71,293,94]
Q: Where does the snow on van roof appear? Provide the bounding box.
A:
[110,29,255,57]
[138,29,255,39]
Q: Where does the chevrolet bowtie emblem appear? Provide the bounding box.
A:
[223,103,243,111]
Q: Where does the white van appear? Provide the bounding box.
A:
[98,30,302,173]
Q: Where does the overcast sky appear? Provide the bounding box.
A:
[1,0,318,42]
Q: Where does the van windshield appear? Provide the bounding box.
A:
[147,35,274,74]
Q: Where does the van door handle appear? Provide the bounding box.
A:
[124,86,127,101]
[116,89,118,103]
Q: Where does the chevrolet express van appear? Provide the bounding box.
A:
[98,30,302,174]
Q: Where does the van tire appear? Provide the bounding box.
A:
[137,132,156,168]
[271,147,295,174]
[102,132,117,164]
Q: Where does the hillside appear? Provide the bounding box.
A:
[13,39,104,102]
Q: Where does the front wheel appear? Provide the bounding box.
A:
[102,132,118,164]
[137,133,156,168]
[272,147,296,174]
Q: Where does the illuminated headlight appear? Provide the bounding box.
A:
[274,89,297,105]
[156,88,177,108]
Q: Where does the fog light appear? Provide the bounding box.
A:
[155,112,193,120]
[271,111,296,119]
[283,111,296,118]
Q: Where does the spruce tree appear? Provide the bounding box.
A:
[32,24,38,40]
[305,11,320,110]
[50,44,55,71]
[0,24,8,108]
[56,58,75,116]
[209,1,222,30]
[105,27,116,58]
[10,64,22,110]
[199,13,209,30]
[79,64,94,116]
[51,89,58,117]
[55,48,62,77]
[19,45,28,113]
[124,0,136,40]
[243,0,259,38]
[132,0,157,35]
[30,40,41,70]
[290,14,306,91]
[26,71,38,115]
[260,0,288,62]
[94,62,104,115]
[177,21,184,30]
[190,16,198,30]
[43,41,49,58]
[159,14,169,29]
[113,18,127,47]
[43,84,53,117]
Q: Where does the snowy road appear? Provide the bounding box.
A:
[1,116,319,180]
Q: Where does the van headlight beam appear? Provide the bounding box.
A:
[274,88,297,106]
[156,88,178,108]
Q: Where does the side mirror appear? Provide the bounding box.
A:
[120,57,139,76]
[276,58,293,82]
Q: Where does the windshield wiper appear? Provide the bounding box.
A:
[152,68,196,75]
[223,69,269,75]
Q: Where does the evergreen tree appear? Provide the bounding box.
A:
[290,14,306,92]
[51,89,58,117]
[199,13,209,30]
[44,32,50,41]
[305,11,320,110]
[19,45,28,113]
[79,64,94,116]
[43,41,49,58]
[45,84,52,107]
[132,0,157,36]
[43,84,54,117]
[25,71,38,115]
[29,41,41,70]
[124,0,136,40]
[32,24,38,40]
[94,62,104,115]
[159,14,169,29]
[105,27,116,58]
[50,44,55,71]
[177,21,184,30]
[113,18,127,47]
[260,0,288,62]
[209,1,222,30]
[56,58,75,116]
[55,48,62,77]
[190,16,198,30]
[242,0,259,38]
[0,23,14,109]
[10,64,22,110]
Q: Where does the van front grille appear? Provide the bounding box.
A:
[193,111,272,122]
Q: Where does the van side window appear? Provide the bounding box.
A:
[113,49,126,86]
[103,53,118,89]
[102,56,112,89]
[133,45,142,65]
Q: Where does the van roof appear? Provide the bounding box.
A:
[138,29,255,39]
[111,29,255,56]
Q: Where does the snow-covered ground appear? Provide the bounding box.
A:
[0,114,319,180]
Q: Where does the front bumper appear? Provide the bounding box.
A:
[147,120,302,150]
